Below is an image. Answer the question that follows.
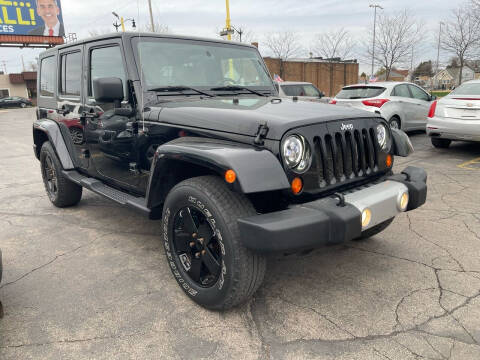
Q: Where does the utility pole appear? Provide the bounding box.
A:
[148,0,155,32]
[225,0,232,41]
[369,4,383,79]
[1,61,7,74]
[21,55,25,72]
[435,21,444,81]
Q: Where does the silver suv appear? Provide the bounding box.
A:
[330,82,436,131]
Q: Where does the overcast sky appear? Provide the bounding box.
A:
[0,0,462,74]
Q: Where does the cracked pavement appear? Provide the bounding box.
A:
[0,108,479,359]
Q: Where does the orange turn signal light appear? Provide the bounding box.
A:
[225,169,236,184]
[291,177,303,195]
[386,154,393,168]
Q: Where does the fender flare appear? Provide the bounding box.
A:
[145,137,290,208]
[391,128,414,157]
[33,119,76,169]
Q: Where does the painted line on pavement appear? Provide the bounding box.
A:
[458,157,480,170]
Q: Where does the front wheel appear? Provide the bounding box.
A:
[162,176,266,310]
[40,142,82,207]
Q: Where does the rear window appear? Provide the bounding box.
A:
[449,83,480,96]
[336,86,385,99]
[281,84,320,97]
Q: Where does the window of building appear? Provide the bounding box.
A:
[60,51,82,97]
[40,56,55,97]
[0,89,9,98]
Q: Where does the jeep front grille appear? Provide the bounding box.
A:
[313,128,378,186]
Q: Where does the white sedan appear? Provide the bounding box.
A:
[427,80,480,148]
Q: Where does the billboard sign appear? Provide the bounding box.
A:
[0,0,65,37]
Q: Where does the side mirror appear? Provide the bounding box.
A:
[430,94,437,101]
[391,128,414,157]
[93,77,124,104]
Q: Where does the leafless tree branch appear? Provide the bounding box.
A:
[441,3,480,85]
[366,10,423,80]
[312,28,354,60]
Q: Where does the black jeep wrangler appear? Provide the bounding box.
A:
[33,33,427,310]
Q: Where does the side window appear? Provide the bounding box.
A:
[89,46,126,99]
[40,56,56,97]
[392,84,411,98]
[409,85,430,101]
[60,52,82,97]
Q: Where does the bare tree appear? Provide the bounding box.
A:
[441,4,480,85]
[263,31,303,77]
[312,28,354,60]
[88,28,112,37]
[366,10,423,81]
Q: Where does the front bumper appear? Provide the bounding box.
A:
[238,166,427,253]
[427,116,480,142]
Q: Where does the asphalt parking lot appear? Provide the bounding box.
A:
[0,107,479,359]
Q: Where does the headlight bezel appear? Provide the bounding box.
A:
[376,122,391,152]
[282,134,312,174]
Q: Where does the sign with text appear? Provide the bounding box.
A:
[0,0,65,37]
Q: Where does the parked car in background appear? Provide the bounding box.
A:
[0,96,33,108]
[427,80,480,148]
[275,81,328,103]
[330,82,436,131]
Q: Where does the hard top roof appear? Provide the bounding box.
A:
[40,32,256,56]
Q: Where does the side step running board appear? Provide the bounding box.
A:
[62,170,150,215]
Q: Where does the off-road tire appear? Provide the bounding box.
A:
[355,218,395,241]
[431,138,451,148]
[162,175,266,310]
[40,142,82,208]
[389,116,401,130]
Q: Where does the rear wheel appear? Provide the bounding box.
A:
[40,142,82,207]
[431,138,451,148]
[389,116,401,130]
[20,102,26,108]
[162,176,266,310]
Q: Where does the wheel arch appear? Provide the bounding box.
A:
[33,119,76,169]
[145,137,290,212]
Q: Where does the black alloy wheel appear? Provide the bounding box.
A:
[42,153,58,200]
[172,206,222,287]
[70,127,84,145]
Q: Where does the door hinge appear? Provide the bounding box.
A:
[254,121,269,146]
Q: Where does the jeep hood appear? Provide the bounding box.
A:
[152,97,377,140]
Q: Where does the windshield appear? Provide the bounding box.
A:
[336,86,386,99]
[133,37,275,92]
[281,84,320,97]
[449,83,480,96]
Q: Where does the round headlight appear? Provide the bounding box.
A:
[283,135,304,168]
[376,124,389,150]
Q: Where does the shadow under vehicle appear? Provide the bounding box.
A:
[32,33,427,310]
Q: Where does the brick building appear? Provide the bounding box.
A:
[0,72,37,101]
[263,57,359,97]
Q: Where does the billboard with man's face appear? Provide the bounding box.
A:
[0,0,65,37]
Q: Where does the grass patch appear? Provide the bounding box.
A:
[431,91,450,98]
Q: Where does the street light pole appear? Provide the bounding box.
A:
[148,0,155,32]
[225,0,232,41]
[436,22,445,76]
[369,4,383,79]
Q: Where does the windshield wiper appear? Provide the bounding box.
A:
[149,86,214,97]
[209,86,267,97]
